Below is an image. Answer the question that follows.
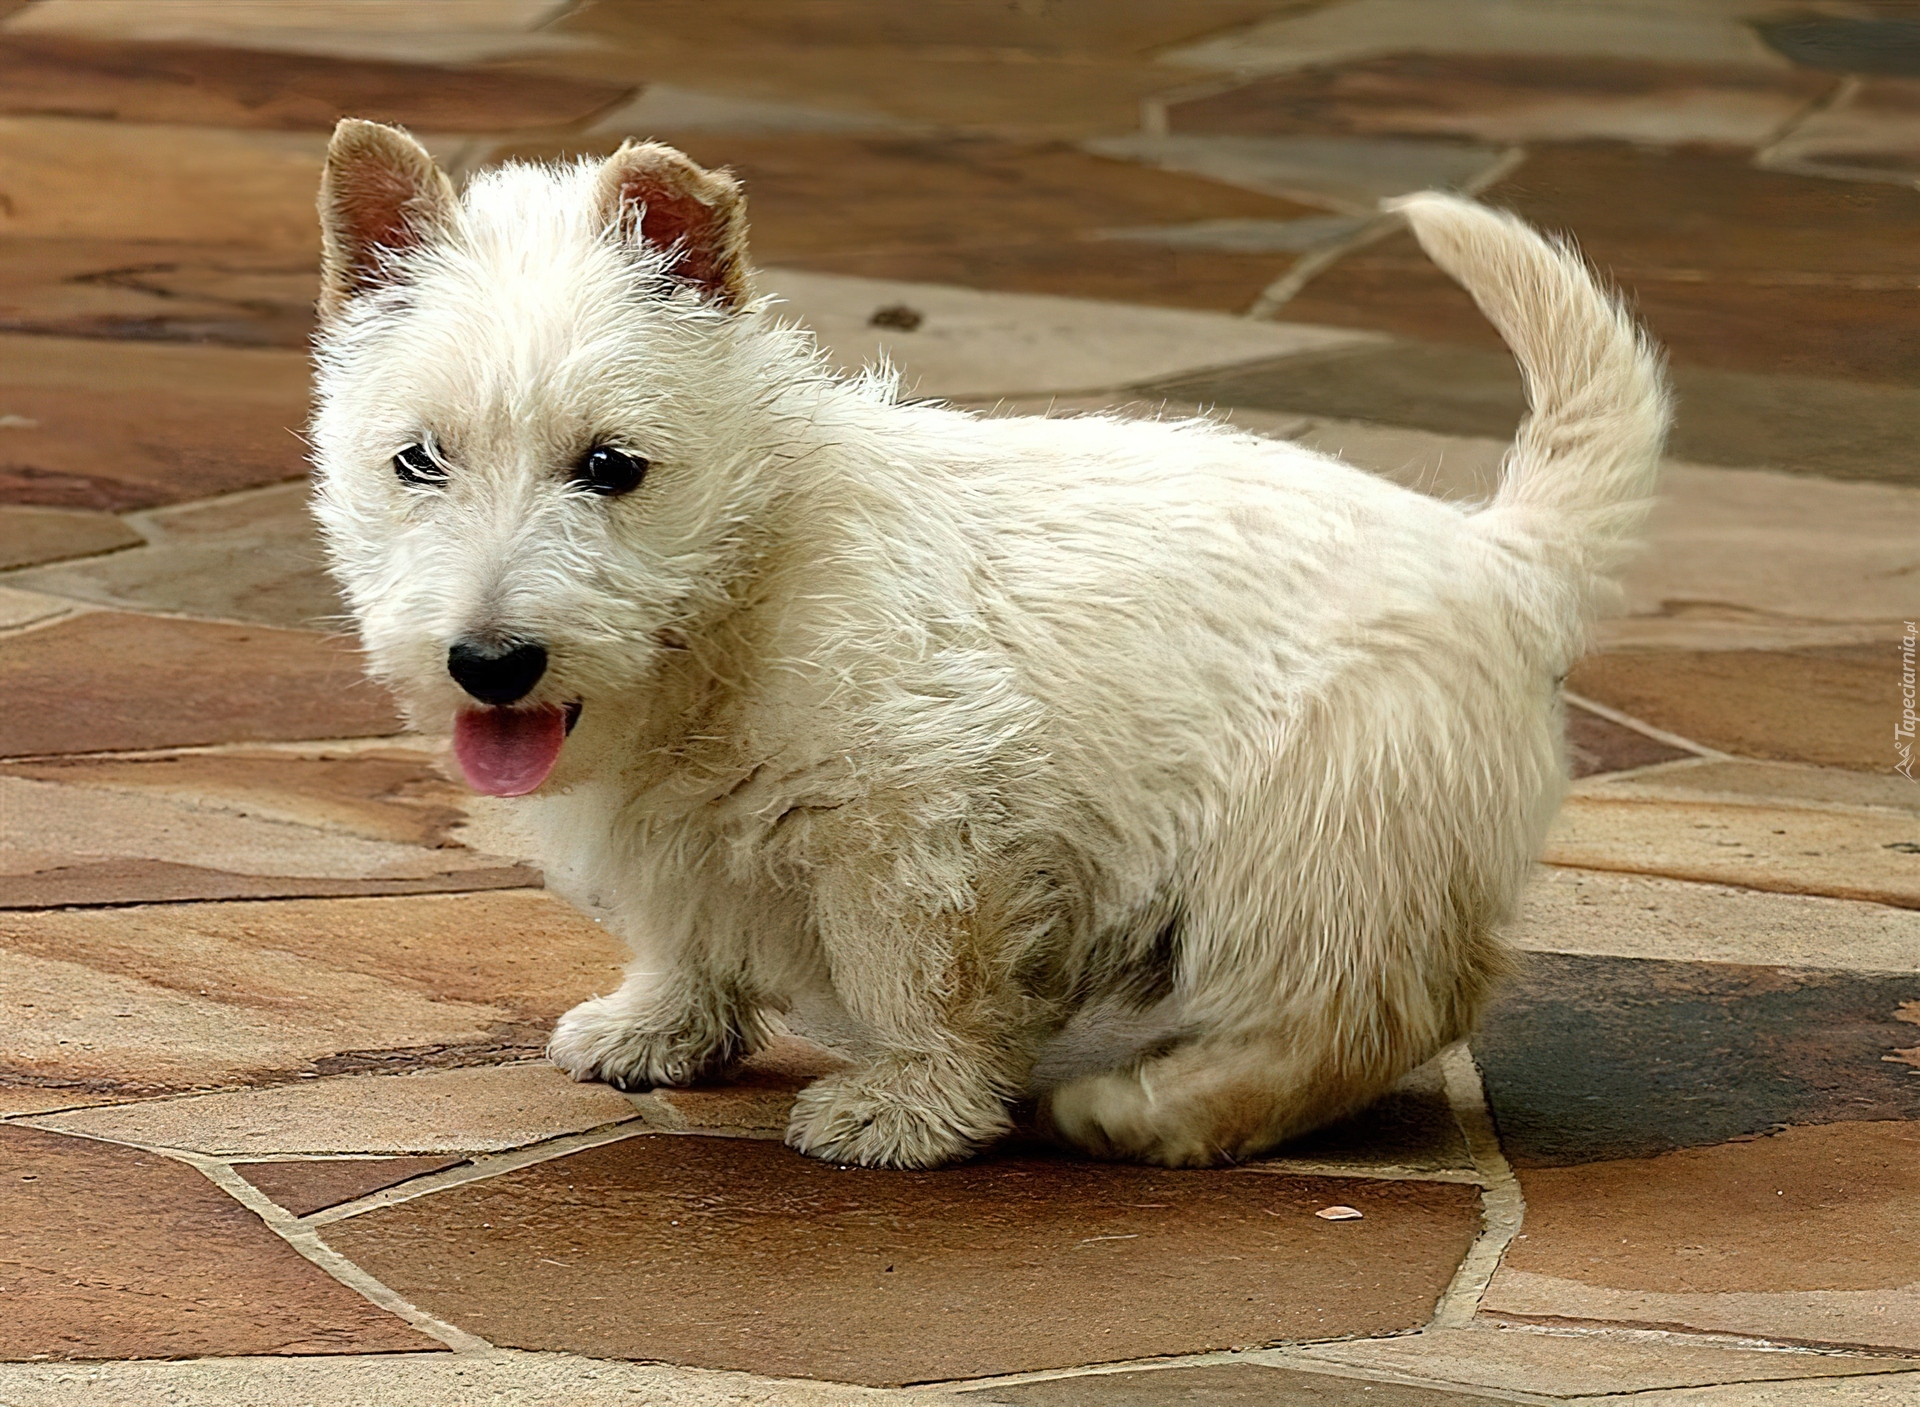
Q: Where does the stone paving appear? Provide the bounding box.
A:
[0,1,1916,1403]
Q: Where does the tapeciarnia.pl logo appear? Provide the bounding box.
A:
[1899,621,1917,782]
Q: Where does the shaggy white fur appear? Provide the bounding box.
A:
[310,122,1669,1169]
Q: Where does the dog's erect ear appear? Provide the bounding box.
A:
[595,141,750,309]
[318,119,456,323]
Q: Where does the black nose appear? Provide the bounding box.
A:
[447,640,547,705]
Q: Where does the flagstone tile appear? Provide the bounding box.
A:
[0,236,318,347]
[11,483,343,630]
[1511,865,1920,974]
[1284,143,1920,385]
[1765,78,1920,185]
[0,1089,122,1117]
[0,586,76,632]
[1471,952,1920,1168]
[0,766,534,909]
[4,0,582,65]
[0,505,140,571]
[0,1122,438,1361]
[1161,0,1795,74]
[1,889,623,1093]
[0,613,400,756]
[485,132,1336,310]
[0,34,631,133]
[321,1134,1480,1386]
[1543,792,1919,909]
[32,1062,637,1157]
[756,268,1378,400]
[1483,1121,1920,1352]
[1293,1325,1911,1397]
[1566,703,1695,778]
[1084,133,1507,215]
[1145,336,1920,490]
[643,1035,852,1135]
[968,1362,1506,1404]
[1756,15,1920,78]
[1583,760,1920,818]
[1167,53,1832,149]
[0,745,475,848]
[0,335,311,509]
[1565,647,1897,774]
[0,1350,929,1406]
[234,1156,468,1217]
[0,117,326,248]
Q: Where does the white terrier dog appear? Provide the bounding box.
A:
[310,120,1667,1170]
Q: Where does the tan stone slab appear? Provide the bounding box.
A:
[11,482,343,629]
[1163,0,1792,73]
[0,33,631,133]
[0,613,402,755]
[0,946,511,1094]
[1588,761,1920,816]
[324,1133,1481,1385]
[0,334,310,508]
[0,744,478,848]
[1294,1326,1912,1397]
[0,586,77,632]
[1169,53,1832,149]
[1543,793,1920,910]
[0,1350,931,1406]
[0,774,515,884]
[32,1062,640,1156]
[756,267,1378,399]
[0,505,140,571]
[0,889,624,1091]
[1567,648,1902,774]
[0,1087,122,1117]
[0,117,326,247]
[1567,1374,1920,1405]
[973,1363,1506,1404]
[1485,1122,1920,1352]
[0,1122,439,1361]
[1510,866,1920,973]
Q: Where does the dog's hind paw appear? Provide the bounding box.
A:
[547,992,751,1091]
[784,1056,1011,1169]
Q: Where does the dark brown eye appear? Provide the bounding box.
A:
[394,444,446,487]
[573,445,648,497]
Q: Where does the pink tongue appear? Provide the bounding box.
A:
[453,706,568,797]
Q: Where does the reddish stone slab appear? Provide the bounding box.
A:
[0,614,400,756]
[485,132,1331,312]
[2,858,540,910]
[1472,953,1920,1168]
[0,236,317,348]
[0,1123,439,1361]
[324,1135,1479,1386]
[1487,1121,1920,1351]
[1565,701,1694,778]
[1282,144,1920,387]
[0,35,632,133]
[0,335,310,509]
[236,1157,467,1217]
[0,504,141,570]
[1567,647,1896,773]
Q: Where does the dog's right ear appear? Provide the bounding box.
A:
[594,141,750,309]
[318,119,456,323]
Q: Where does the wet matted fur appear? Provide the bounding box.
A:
[310,120,1668,1169]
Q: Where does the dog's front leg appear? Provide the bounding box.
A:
[548,968,772,1092]
[784,866,1022,1169]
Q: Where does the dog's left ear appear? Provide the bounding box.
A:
[595,141,750,309]
[318,119,456,323]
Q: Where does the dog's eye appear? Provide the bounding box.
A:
[393,444,446,488]
[573,446,649,497]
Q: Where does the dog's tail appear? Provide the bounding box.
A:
[1387,192,1670,647]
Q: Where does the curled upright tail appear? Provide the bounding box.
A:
[1386,192,1670,646]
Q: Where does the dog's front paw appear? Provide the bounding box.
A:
[784,1056,1011,1169]
[547,993,741,1091]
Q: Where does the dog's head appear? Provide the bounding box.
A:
[310,121,800,797]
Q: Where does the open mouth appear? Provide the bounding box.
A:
[452,699,583,797]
